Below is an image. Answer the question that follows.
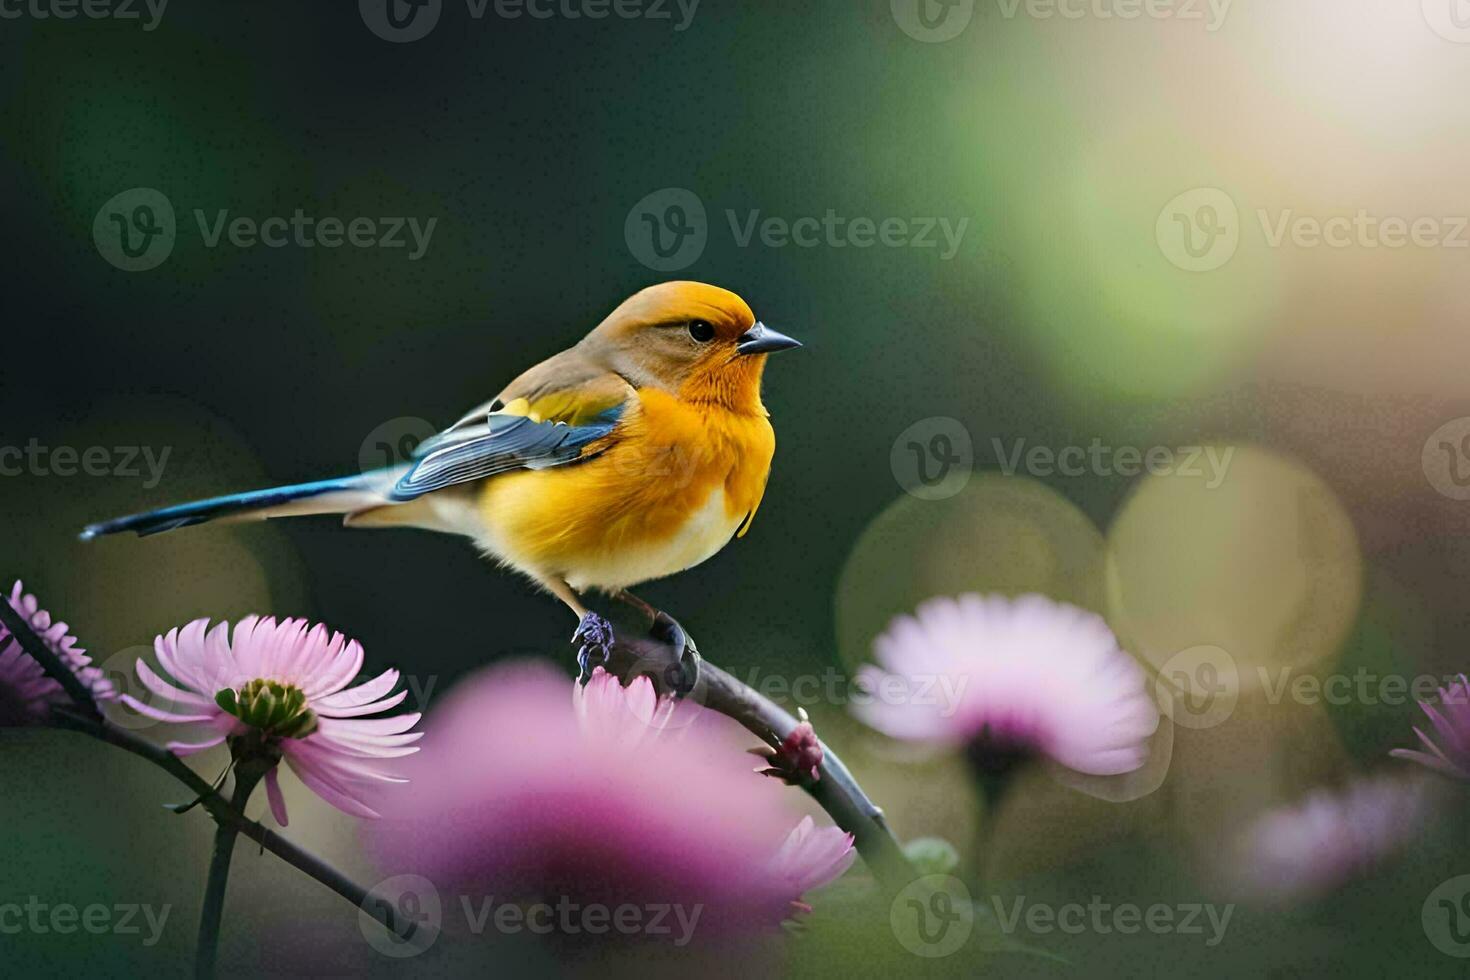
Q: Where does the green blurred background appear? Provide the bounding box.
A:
[4,1,1470,976]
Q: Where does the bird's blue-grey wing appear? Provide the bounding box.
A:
[388,408,623,502]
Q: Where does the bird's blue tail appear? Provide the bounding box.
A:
[80,470,402,540]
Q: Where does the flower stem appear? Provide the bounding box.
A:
[47,707,417,945]
[195,766,262,979]
[0,583,415,949]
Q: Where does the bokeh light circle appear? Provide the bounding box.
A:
[1106,446,1361,691]
[835,475,1105,672]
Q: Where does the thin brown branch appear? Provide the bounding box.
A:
[601,618,914,891]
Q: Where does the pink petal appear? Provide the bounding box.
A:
[301,638,365,699]
[314,689,408,719]
[165,735,228,756]
[284,753,381,818]
[119,693,217,724]
[135,659,214,708]
[314,668,400,711]
[265,767,289,826]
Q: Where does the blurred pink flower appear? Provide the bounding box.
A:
[853,593,1160,776]
[0,581,113,726]
[122,616,421,825]
[368,664,854,937]
[1228,774,1434,900]
[1390,674,1470,780]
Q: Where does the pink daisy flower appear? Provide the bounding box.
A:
[368,663,854,938]
[1227,774,1435,900]
[852,593,1160,777]
[0,581,114,726]
[1391,674,1470,780]
[121,616,421,825]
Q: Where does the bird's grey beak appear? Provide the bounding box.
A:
[736,321,802,355]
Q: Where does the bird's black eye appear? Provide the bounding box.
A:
[687,320,715,343]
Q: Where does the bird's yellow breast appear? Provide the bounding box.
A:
[474,388,775,591]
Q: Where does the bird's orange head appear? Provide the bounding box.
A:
[580,281,800,413]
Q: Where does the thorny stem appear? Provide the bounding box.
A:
[702,661,914,891]
[603,621,915,892]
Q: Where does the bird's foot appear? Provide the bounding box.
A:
[650,611,701,698]
[572,611,616,684]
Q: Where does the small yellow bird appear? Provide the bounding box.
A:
[82,281,800,669]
